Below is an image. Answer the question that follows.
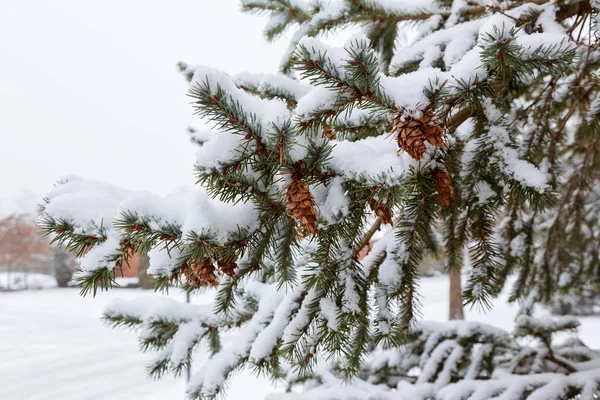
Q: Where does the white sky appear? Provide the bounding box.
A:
[0,0,290,216]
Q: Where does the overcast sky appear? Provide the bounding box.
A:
[0,0,290,216]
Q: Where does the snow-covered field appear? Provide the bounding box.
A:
[1,276,599,400]
[0,272,57,291]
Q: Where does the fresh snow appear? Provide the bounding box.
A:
[43,176,133,234]
[234,71,312,102]
[294,86,338,120]
[192,66,291,137]
[0,272,57,291]
[314,177,350,225]
[43,178,260,277]
[193,130,244,169]
[3,276,600,399]
[188,282,285,397]
[328,135,418,183]
[368,0,445,14]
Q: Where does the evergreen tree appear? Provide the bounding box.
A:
[39,0,600,398]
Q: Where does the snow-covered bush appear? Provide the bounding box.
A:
[0,272,57,291]
[39,0,600,398]
[551,282,600,316]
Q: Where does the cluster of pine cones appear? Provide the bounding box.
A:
[282,108,454,238]
[169,110,454,286]
[394,109,454,207]
[180,256,236,288]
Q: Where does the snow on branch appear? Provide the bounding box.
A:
[187,282,286,397]
[104,297,219,378]
[39,0,600,398]
[190,66,292,139]
[40,177,260,294]
[234,71,311,106]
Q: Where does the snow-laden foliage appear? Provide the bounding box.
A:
[551,284,600,316]
[266,318,600,399]
[39,0,600,398]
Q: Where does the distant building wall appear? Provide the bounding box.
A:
[119,254,140,278]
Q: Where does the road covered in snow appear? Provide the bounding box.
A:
[1,275,599,400]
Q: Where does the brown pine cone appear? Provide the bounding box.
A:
[323,127,336,140]
[368,198,393,225]
[285,172,317,236]
[393,110,444,160]
[217,256,237,278]
[190,258,218,287]
[434,169,455,207]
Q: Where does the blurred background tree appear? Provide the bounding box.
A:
[0,214,52,290]
[0,213,76,290]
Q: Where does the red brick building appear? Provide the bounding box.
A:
[120,254,140,278]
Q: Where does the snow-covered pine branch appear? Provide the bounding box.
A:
[39,0,600,398]
[266,319,600,400]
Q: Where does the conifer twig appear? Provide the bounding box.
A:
[447,107,473,134]
[353,217,382,259]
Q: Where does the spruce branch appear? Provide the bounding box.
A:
[36,1,600,397]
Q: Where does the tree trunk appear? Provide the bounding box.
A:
[6,264,12,291]
[186,289,191,382]
[449,267,465,320]
[137,252,153,289]
[53,247,74,288]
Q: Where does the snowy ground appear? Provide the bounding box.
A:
[1,275,599,400]
[0,272,57,291]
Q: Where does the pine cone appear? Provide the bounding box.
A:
[285,171,317,236]
[181,262,199,287]
[394,110,444,160]
[368,198,393,225]
[435,169,454,207]
[323,127,336,140]
[217,256,237,278]
[190,258,218,288]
